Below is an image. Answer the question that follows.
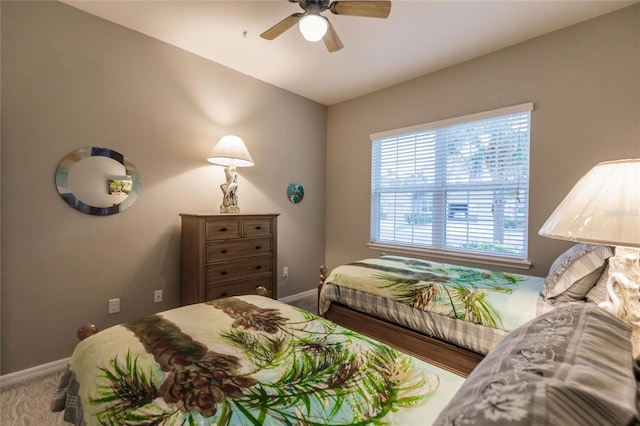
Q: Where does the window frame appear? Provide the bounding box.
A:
[368,103,534,270]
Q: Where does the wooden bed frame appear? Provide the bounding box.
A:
[318,265,484,377]
[77,323,98,340]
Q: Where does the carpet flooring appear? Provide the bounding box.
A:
[1,369,67,426]
[284,290,318,314]
[0,293,317,425]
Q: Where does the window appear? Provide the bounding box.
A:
[370,103,533,266]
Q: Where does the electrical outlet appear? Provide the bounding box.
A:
[283,267,289,277]
[154,290,163,303]
[108,298,120,314]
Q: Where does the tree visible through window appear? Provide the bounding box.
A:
[370,103,532,261]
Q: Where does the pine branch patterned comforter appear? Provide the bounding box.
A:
[53,295,464,425]
[323,256,545,332]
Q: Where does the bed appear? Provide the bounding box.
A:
[52,294,640,425]
[51,295,465,425]
[318,244,615,376]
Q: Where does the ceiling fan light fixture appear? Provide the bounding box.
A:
[298,13,328,42]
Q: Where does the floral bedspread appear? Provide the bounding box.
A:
[56,295,464,425]
[325,256,545,332]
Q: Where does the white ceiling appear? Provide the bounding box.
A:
[62,0,637,106]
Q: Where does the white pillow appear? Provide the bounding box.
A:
[542,243,613,301]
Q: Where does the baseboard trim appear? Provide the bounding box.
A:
[0,357,70,390]
[278,288,317,304]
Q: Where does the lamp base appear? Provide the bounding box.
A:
[218,164,240,214]
[220,205,240,214]
[599,247,640,357]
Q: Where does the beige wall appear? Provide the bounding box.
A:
[326,5,640,276]
[1,1,326,374]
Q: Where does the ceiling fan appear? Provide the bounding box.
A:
[260,0,391,53]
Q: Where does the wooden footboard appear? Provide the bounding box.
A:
[77,323,98,340]
[319,265,483,377]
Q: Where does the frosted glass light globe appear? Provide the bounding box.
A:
[298,14,329,42]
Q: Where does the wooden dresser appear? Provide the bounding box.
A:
[179,213,279,305]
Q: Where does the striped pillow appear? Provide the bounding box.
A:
[542,243,613,301]
[585,262,611,305]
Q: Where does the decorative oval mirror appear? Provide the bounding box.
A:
[55,147,141,216]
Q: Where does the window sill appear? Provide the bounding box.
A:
[367,243,533,270]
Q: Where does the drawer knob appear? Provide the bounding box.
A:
[255,226,262,230]
[255,265,262,270]
[220,249,228,254]
[255,246,261,250]
[221,292,228,297]
[220,271,228,276]
[255,286,267,296]
[220,227,228,232]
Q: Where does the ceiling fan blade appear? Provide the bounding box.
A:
[323,20,344,53]
[329,1,391,18]
[260,13,302,40]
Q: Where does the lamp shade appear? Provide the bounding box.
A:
[298,14,328,42]
[539,159,640,248]
[207,135,254,167]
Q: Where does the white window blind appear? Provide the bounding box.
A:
[370,103,533,261]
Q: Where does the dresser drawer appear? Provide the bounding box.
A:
[243,218,273,238]
[206,256,273,284]
[205,218,240,240]
[205,278,272,301]
[206,238,272,263]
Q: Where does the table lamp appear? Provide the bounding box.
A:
[207,135,254,213]
[539,158,640,320]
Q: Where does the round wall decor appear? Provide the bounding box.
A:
[287,183,304,204]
